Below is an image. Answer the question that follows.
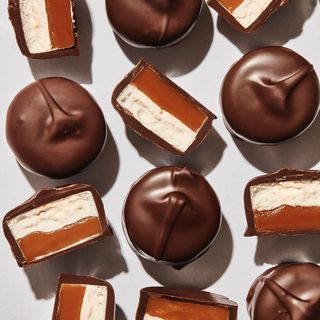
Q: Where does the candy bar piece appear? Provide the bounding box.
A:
[208,0,289,32]
[52,274,115,320]
[244,169,320,236]
[112,59,215,155]
[136,287,238,320]
[3,184,112,266]
[8,0,78,58]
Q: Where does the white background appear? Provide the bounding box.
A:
[1,1,320,319]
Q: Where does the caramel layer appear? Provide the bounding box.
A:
[254,206,320,233]
[146,297,229,320]
[131,67,207,132]
[18,216,102,263]
[45,0,75,49]
[57,284,86,320]
[218,0,244,12]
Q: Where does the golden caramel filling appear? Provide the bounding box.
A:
[254,206,320,233]
[18,216,103,262]
[131,67,208,132]
[45,0,75,49]
[146,297,229,320]
[218,0,244,12]
[57,284,86,320]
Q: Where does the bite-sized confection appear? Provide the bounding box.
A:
[208,0,288,32]
[123,166,221,268]
[3,184,112,267]
[247,263,320,320]
[52,274,115,320]
[106,0,203,47]
[221,47,320,144]
[8,0,78,58]
[137,287,238,320]
[6,77,106,179]
[244,169,320,236]
[112,59,215,155]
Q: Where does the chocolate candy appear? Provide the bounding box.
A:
[123,166,221,267]
[6,77,106,179]
[106,0,203,47]
[221,47,320,144]
[247,263,320,320]
[3,184,112,267]
[137,287,237,320]
[9,0,78,58]
[52,274,115,320]
[112,59,215,155]
[244,169,320,236]
[208,0,289,32]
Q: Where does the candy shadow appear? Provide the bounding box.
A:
[139,216,233,289]
[114,4,214,77]
[255,234,320,266]
[217,0,317,53]
[24,232,128,300]
[116,305,128,320]
[231,113,320,173]
[126,127,226,176]
[20,127,119,197]
[28,0,93,84]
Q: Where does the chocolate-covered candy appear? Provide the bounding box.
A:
[244,169,320,236]
[123,166,221,267]
[137,287,238,320]
[221,47,320,144]
[106,0,203,47]
[247,263,320,320]
[6,77,106,179]
[112,59,215,155]
[9,0,78,58]
[3,184,112,267]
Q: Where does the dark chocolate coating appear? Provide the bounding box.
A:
[6,78,106,179]
[3,184,113,267]
[106,0,203,47]
[221,47,320,144]
[8,0,78,58]
[123,166,221,267]
[247,263,320,320]
[112,59,215,156]
[52,274,115,320]
[244,168,320,236]
[136,287,238,320]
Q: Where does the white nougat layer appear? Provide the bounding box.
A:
[117,84,198,152]
[143,315,163,320]
[8,191,99,240]
[251,180,320,211]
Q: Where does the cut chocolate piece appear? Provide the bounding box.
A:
[3,184,112,267]
[112,59,215,155]
[52,274,115,320]
[8,0,78,58]
[247,263,320,320]
[244,169,320,236]
[208,0,289,33]
[137,287,237,320]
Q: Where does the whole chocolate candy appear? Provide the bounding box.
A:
[106,0,203,47]
[6,77,106,179]
[221,46,320,144]
[123,166,221,268]
[247,263,320,320]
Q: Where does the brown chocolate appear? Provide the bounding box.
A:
[112,59,215,156]
[247,263,320,320]
[3,184,112,267]
[137,287,238,320]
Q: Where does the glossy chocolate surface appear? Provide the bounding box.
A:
[123,166,221,267]
[247,263,320,320]
[106,0,203,47]
[6,78,106,179]
[221,47,319,144]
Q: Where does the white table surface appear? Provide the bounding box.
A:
[1,1,320,319]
